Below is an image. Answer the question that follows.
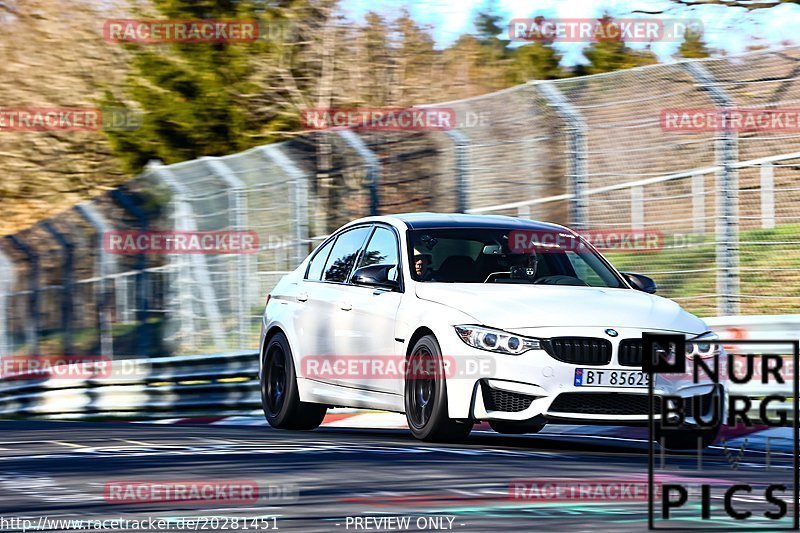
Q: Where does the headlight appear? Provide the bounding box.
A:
[686,331,721,359]
[454,325,540,355]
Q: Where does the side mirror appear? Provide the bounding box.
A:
[623,272,657,294]
[351,264,400,290]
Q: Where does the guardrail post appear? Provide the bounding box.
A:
[336,130,380,216]
[75,202,115,357]
[258,144,311,266]
[6,235,39,355]
[0,249,13,356]
[686,61,740,315]
[43,221,75,356]
[201,156,248,350]
[535,82,588,230]
[147,161,226,352]
[443,129,470,213]
[111,188,150,355]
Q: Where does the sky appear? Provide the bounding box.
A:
[340,0,800,65]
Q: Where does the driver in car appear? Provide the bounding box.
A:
[413,253,434,281]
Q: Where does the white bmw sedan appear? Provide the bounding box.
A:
[259,214,721,447]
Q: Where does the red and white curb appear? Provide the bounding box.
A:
[146,409,409,429]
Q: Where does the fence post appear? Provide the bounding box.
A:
[686,61,740,315]
[147,161,226,352]
[201,156,248,350]
[631,186,644,230]
[43,221,75,356]
[6,236,39,356]
[75,202,115,357]
[0,249,13,357]
[337,130,380,216]
[259,144,311,266]
[535,82,588,230]
[760,163,775,229]
[111,188,150,355]
[443,129,470,213]
[692,173,706,235]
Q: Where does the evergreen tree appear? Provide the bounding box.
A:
[677,28,712,59]
[474,0,509,70]
[474,0,506,50]
[577,15,659,75]
[104,0,289,172]
[393,10,438,105]
[358,12,393,105]
[508,42,564,83]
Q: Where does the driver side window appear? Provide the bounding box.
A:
[357,226,399,281]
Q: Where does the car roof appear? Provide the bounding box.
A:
[387,213,571,232]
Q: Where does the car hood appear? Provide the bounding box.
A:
[414,283,706,333]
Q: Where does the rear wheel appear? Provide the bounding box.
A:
[404,335,473,442]
[261,332,327,430]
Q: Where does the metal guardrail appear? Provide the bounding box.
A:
[706,315,800,341]
[0,351,259,420]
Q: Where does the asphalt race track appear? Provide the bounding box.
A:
[0,420,794,532]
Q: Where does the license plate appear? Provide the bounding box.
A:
[574,368,649,388]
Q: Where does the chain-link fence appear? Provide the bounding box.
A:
[2,46,799,357]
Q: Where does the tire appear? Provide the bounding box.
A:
[655,425,720,451]
[656,387,723,450]
[404,334,473,442]
[489,419,546,435]
[261,332,327,430]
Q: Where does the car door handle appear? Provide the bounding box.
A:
[297,292,308,302]
[339,301,352,311]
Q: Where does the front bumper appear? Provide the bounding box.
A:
[470,378,720,425]
[437,325,719,424]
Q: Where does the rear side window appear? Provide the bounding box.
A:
[322,226,372,283]
[305,239,334,281]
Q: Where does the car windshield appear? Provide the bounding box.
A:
[408,227,624,288]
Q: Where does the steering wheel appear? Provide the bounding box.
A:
[533,275,588,286]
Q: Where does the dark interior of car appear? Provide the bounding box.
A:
[415,249,585,285]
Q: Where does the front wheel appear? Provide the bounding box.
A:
[656,387,723,450]
[404,334,473,442]
[261,332,327,430]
